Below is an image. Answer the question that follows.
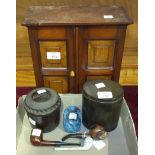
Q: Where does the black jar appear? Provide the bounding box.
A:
[24,87,61,133]
[82,80,124,132]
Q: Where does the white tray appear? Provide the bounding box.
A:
[16,94,137,155]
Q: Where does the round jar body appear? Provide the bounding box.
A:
[82,80,123,132]
[26,102,61,133]
[24,87,61,133]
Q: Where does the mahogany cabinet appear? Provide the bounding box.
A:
[22,6,132,93]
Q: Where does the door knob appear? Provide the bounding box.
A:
[70,70,75,77]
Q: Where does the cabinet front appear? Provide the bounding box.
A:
[28,25,126,93]
[37,27,75,93]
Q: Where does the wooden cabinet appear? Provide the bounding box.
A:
[23,6,132,93]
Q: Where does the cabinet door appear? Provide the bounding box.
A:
[39,27,75,93]
[77,26,126,92]
[29,27,75,93]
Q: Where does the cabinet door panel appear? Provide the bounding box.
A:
[44,76,68,93]
[88,40,115,68]
[40,41,67,68]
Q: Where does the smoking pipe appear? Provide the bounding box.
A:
[62,124,108,141]
[54,137,93,151]
[30,129,81,147]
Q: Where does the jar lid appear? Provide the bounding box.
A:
[24,87,61,116]
[83,80,123,102]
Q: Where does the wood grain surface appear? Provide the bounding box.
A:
[16,0,138,86]
[22,5,132,26]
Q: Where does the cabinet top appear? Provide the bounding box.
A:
[22,5,133,26]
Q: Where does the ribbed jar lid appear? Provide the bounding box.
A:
[83,80,123,103]
[24,87,61,116]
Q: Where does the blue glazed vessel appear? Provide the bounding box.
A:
[63,106,82,133]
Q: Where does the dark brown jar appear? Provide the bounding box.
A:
[24,87,61,133]
[82,80,124,132]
